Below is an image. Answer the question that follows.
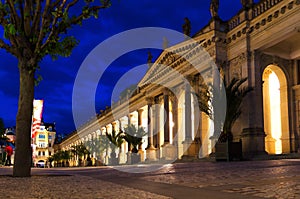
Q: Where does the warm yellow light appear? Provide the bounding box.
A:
[269,72,282,154]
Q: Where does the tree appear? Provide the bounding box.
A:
[0,118,5,136]
[105,129,124,157]
[70,143,89,166]
[194,75,252,143]
[218,77,253,142]
[123,124,146,153]
[0,0,111,177]
[90,135,109,164]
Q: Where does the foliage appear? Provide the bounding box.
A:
[223,77,253,135]
[105,129,124,151]
[52,150,70,162]
[0,118,5,136]
[123,124,146,153]
[195,76,252,142]
[0,0,111,176]
[192,76,212,119]
[0,0,111,67]
[70,142,90,158]
[85,136,106,156]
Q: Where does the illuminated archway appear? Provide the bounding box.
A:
[263,65,290,154]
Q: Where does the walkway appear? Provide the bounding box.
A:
[0,159,300,198]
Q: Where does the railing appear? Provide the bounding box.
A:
[228,0,284,31]
[252,0,283,18]
[228,15,241,30]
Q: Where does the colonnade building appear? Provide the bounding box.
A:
[59,0,300,164]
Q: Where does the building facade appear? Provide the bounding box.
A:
[60,0,300,163]
[32,123,56,167]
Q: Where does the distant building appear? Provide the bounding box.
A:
[32,122,56,167]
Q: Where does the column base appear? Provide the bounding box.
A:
[126,151,132,164]
[146,146,158,162]
[118,151,127,164]
[242,127,267,160]
[161,143,177,160]
[181,140,200,159]
[138,148,145,162]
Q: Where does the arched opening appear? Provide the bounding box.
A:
[263,65,290,154]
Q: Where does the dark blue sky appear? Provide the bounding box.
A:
[0,0,254,135]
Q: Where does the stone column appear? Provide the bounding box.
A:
[182,77,193,159]
[294,97,300,153]
[117,119,126,164]
[241,51,267,159]
[194,75,202,145]
[182,76,200,159]
[127,114,132,126]
[184,78,192,141]
[153,96,161,148]
[137,108,145,161]
[112,122,117,132]
[161,88,176,160]
[163,89,170,145]
[137,109,144,127]
[118,119,122,131]
[126,114,132,164]
[146,97,154,149]
[146,97,157,161]
[171,95,178,144]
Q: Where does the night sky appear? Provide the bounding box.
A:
[0,0,256,136]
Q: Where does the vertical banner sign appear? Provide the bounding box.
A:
[31,99,44,138]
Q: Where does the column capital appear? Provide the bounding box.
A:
[146,97,154,105]
[161,87,170,95]
[137,108,144,114]
[185,75,194,84]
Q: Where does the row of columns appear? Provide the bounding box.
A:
[64,73,206,162]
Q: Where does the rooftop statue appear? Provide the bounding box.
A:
[182,17,191,39]
[210,0,219,18]
[241,0,253,9]
[163,37,169,49]
[147,51,153,68]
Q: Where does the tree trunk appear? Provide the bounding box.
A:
[13,61,35,177]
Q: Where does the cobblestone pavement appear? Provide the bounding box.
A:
[0,159,300,198]
[137,159,300,199]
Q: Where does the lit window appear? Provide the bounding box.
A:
[38,142,46,148]
[39,134,46,139]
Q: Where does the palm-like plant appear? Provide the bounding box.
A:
[105,129,124,157]
[93,135,109,163]
[221,77,253,140]
[61,150,71,167]
[70,143,90,166]
[47,156,54,168]
[196,76,252,143]
[123,124,147,153]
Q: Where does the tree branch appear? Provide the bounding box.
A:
[40,4,108,53]
[40,0,67,51]
[32,0,41,35]
[65,0,79,13]
[0,38,14,54]
[35,0,51,52]
[7,0,20,29]
[24,0,32,36]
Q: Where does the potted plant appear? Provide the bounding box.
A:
[70,143,89,166]
[123,124,146,164]
[105,129,124,165]
[215,77,253,161]
[93,135,109,166]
